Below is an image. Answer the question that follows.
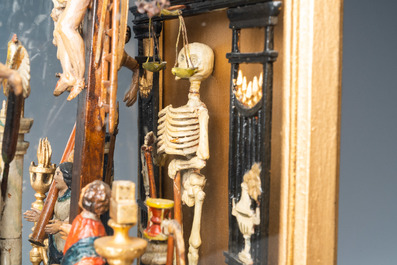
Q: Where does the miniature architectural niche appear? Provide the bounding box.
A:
[225,2,281,265]
[131,2,281,265]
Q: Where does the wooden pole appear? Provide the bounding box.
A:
[166,235,174,265]
[173,171,182,225]
[70,0,106,220]
[143,146,156,198]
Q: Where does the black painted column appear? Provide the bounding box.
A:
[225,2,281,265]
[132,19,163,231]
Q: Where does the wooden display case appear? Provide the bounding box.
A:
[130,1,343,265]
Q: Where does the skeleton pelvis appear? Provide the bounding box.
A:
[182,170,206,207]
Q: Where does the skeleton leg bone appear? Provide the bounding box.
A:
[181,170,206,265]
[188,188,205,265]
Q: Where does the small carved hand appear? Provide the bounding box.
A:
[123,68,139,107]
[45,219,63,235]
[168,159,179,179]
[23,208,41,223]
[238,220,252,235]
[231,198,237,216]
[59,223,72,240]
[7,70,23,96]
[144,131,156,147]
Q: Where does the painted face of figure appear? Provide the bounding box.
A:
[54,167,68,191]
[176,42,214,82]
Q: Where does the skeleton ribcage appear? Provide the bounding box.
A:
[157,105,200,156]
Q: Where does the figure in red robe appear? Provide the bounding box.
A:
[61,180,111,265]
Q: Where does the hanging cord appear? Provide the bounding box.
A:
[174,14,193,69]
[151,20,160,62]
[145,18,152,64]
[174,15,182,67]
[181,16,193,68]
[145,17,161,64]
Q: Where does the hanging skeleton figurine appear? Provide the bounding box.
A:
[146,42,213,265]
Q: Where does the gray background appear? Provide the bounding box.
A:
[338,0,397,264]
[0,0,395,264]
[0,0,138,263]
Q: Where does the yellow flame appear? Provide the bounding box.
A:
[237,70,243,86]
[259,72,263,88]
[247,81,252,98]
[233,70,264,108]
[253,76,259,93]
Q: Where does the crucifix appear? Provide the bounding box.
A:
[30,0,140,240]
[51,0,138,219]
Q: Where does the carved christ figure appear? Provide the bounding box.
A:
[149,42,214,265]
[51,0,140,105]
[51,0,90,101]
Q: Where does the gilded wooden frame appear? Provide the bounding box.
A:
[269,1,343,264]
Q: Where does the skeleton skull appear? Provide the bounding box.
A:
[175,42,214,82]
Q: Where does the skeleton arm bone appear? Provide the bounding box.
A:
[168,157,206,179]
[197,108,209,160]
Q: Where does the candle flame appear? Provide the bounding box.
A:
[247,81,253,98]
[237,70,243,86]
[233,70,264,108]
